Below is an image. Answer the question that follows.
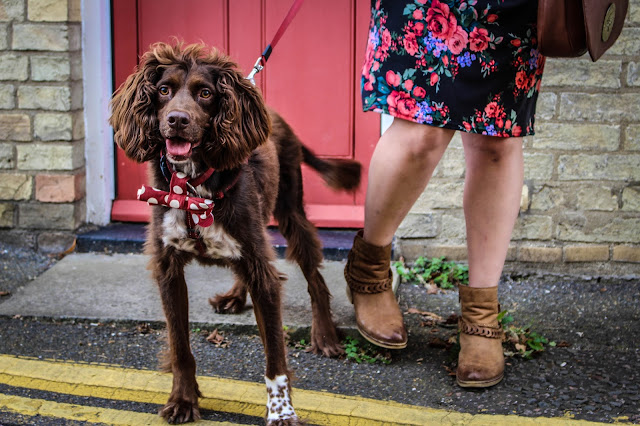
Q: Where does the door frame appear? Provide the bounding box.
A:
[82,0,115,226]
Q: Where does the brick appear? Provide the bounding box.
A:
[17,86,71,111]
[0,53,28,81]
[530,184,566,211]
[28,0,68,21]
[34,113,72,141]
[564,245,610,262]
[0,23,7,50]
[397,213,438,239]
[533,122,620,151]
[576,185,618,211]
[397,242,468,261]
[0,143,13,168]
[434,146,464,178]
[606,27,640,56]
[0,202,14,227]
[627,62,640,87]
[559,93,640,123]
[535,92,557,121]
[413,180,464,211]
[31,55,71,81]
[612,246,640,263]
[17,143,82,170]
[512,215,554,240]
[70,80,82,108]
[68,23,80,51]
[518,246,562,263]
[12,23,68,51]
[0,84,14,109]
[37,231,76,254]
[622,186,640,211]
[70,54,82,80]
[68,0,80,22]
[629,0,640,24]
[524,153,554,181]
[0,0,25,21]
[18,202,76,230]
[0,114,31,141]
[35,173,83,202]
[438,213,466,242]
[543,59,621,88]
[558,154,640,181]
[624,124,640,151]
[558,213,640,243]
[0,173,32,200]
[72,111,83,139]
[520,184,529,212]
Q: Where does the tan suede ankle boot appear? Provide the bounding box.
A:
[456,285,504,387]
[344,230,407,349]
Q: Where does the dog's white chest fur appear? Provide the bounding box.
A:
[162,208,242,259]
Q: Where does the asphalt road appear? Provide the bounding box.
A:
[0,242,639,425]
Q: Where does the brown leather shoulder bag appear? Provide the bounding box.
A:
[538,0,628,61]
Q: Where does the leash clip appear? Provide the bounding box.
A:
[246,56,265,85]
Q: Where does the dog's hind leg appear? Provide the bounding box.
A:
[233,235,301,426]
[209,277,248,314]
[150,247,201,424]
[274,176,343,357]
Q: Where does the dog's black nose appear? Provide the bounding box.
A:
[167,111,190,130]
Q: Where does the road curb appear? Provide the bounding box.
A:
[0,355,606,425]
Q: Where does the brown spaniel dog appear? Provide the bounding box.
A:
[109,42,361,425]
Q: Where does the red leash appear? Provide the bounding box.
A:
[247,0,305,84]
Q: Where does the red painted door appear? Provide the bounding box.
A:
[111,0,379,227]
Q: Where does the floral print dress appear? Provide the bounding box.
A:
[362,0,545,137]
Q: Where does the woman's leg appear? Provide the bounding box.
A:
[456,133,523,387]
[363,119,455,246]
[461,133,524,288]
[345,118,454,348]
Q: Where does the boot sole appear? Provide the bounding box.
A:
[346,286,408,350]
[456,373,504,388]
[357,324,408,349]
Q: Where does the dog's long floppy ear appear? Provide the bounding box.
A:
[206,63,271,169]
[109,53,163,163]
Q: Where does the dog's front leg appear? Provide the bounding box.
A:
[234,257,302,425]
[151,248,201,424]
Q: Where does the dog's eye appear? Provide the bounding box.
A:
[159,86,170,96]
[200,89,212,99]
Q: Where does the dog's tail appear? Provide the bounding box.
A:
[301,145,361,191]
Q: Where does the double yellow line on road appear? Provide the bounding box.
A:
[0,354,605,425]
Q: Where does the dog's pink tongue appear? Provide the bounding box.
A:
[166,139,192,157]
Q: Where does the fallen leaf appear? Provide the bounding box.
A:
[206,329,229,348]
[406,308,444,322]
[428,336,451,349]
[515,343,527,352]
[556,341,571,348]
[0,291,10,297]
[442,365,456,376]
[136,323,151,334]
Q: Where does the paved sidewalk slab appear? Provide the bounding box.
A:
[0,253,357,330]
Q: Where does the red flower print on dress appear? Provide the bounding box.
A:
[413,9,424,20]
[447,26,468,55]
[484,101,502,118]
[413,85,426,98]
[515,70,529,90]
[403,31,420,56]
[386,70,401,87]
[426,0,457,40]
[387,90,418,120]
[469,27,490,52]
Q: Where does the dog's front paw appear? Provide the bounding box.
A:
[267,417,306,426]
[209,292,246,314]
[159,399,201,424]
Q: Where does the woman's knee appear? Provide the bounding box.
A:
[462,133,523,163]
[388,118,454,161]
